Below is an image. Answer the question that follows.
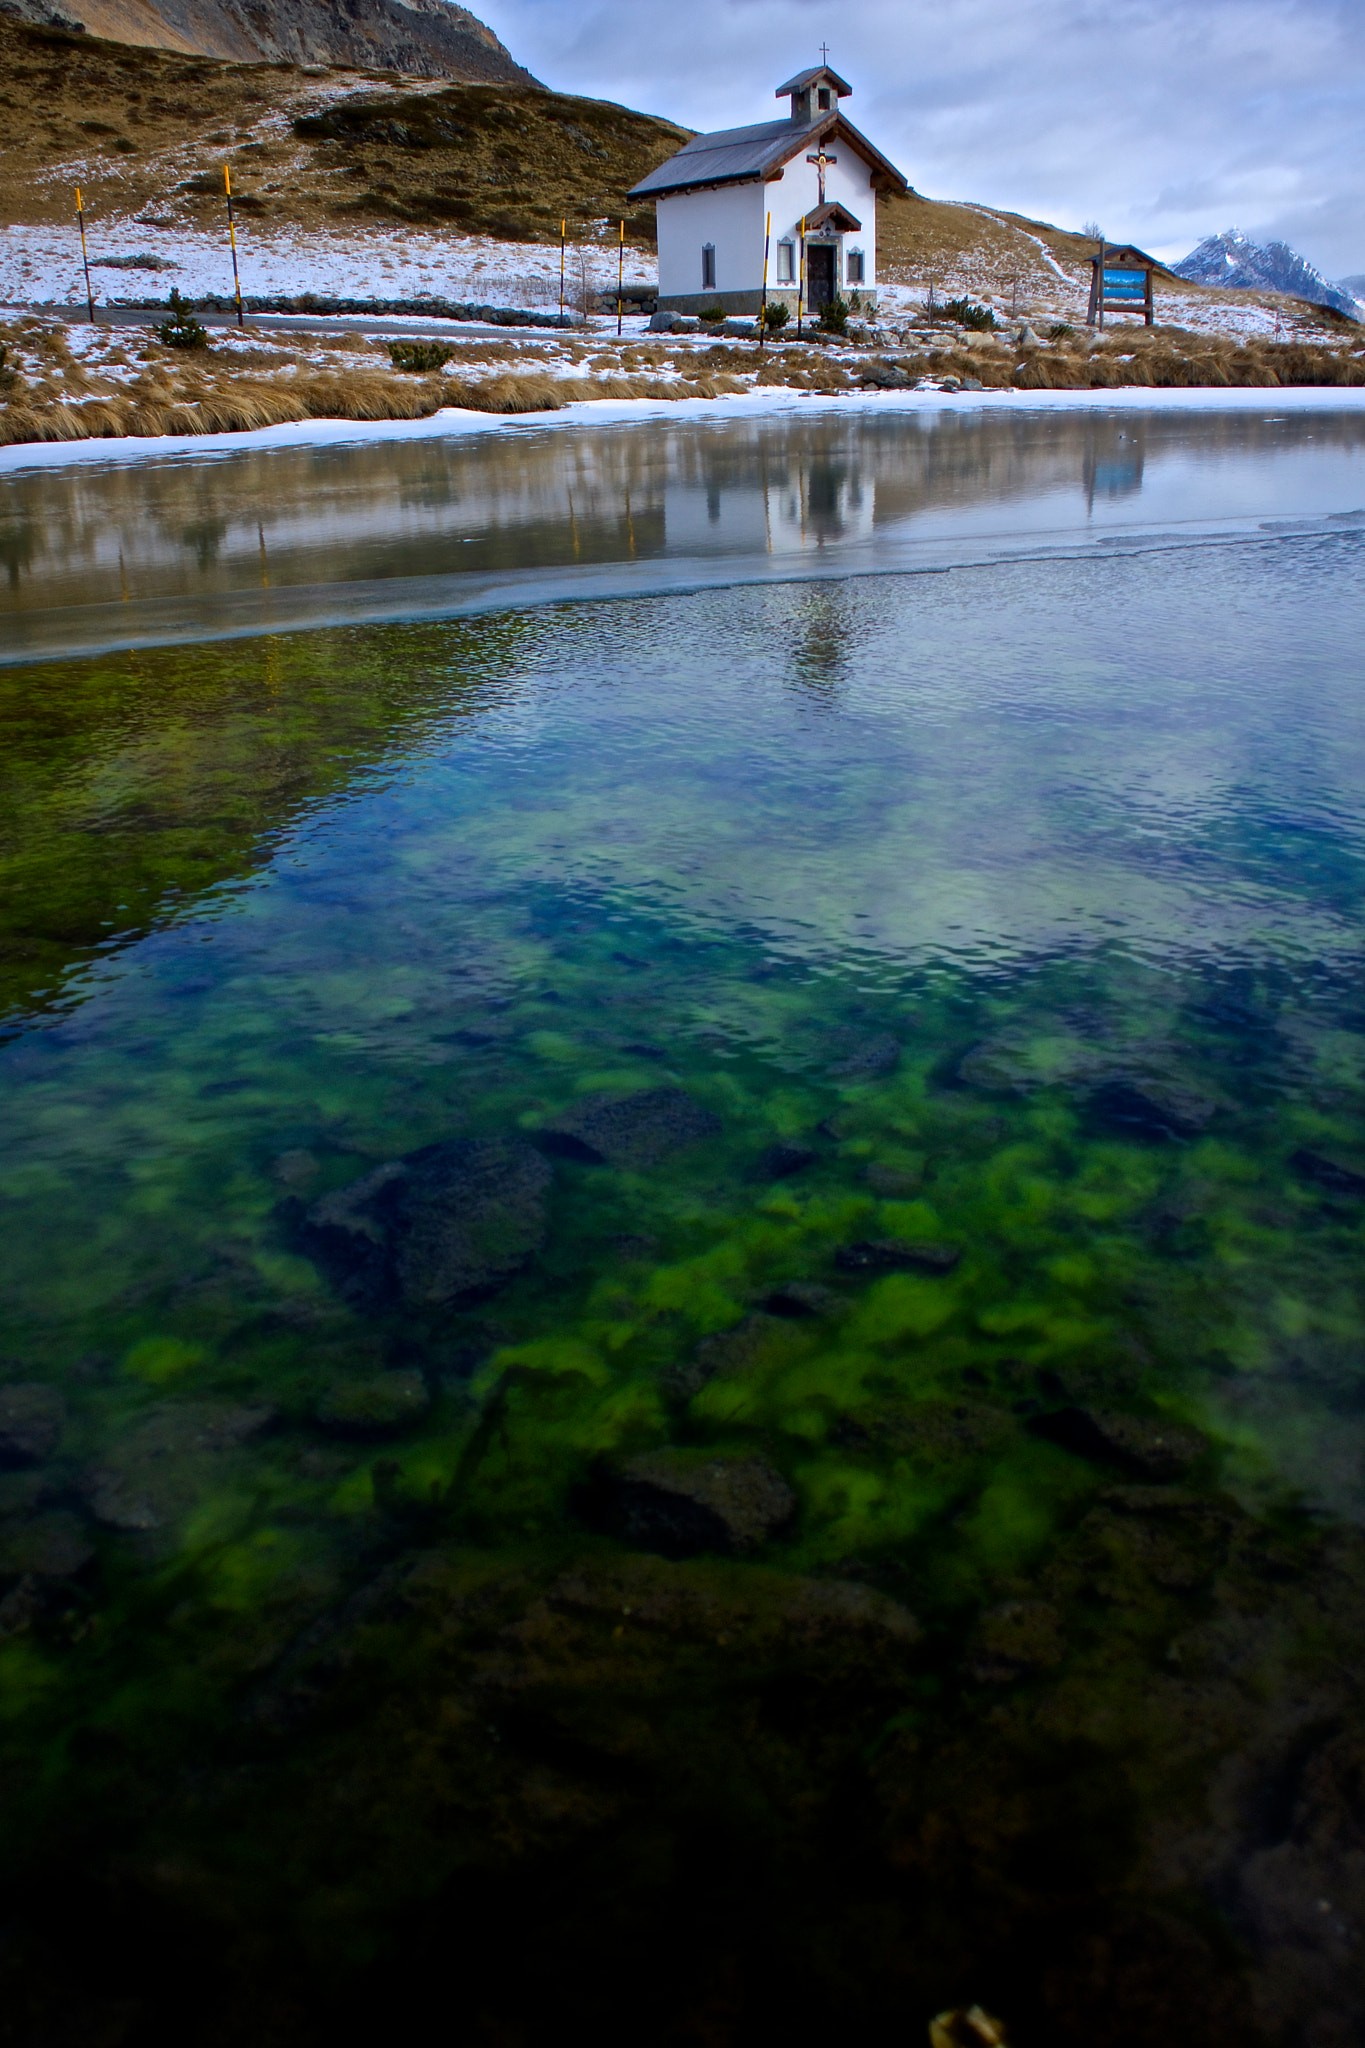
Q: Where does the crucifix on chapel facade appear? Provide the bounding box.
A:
[806,139,836,204]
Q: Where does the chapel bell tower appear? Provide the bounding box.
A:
[778,62,852,125]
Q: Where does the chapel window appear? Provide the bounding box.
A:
[846,248,865,284]
[776,239,795,283]
[701,243,716,289]
[817,87,831,109]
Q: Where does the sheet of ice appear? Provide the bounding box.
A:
[4,379,1364,480]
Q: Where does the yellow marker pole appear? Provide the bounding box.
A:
[796,218,806,338]
[559,218,566,325]
[758,210,771,352]
[224,165,244,329]
[616,218,625,337]
[75,187,95,323]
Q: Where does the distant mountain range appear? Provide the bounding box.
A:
[1173,231,1360,318]
[0,0,534,80]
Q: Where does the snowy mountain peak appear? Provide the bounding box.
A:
[1173,231,1360,319]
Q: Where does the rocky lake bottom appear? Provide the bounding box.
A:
[1,408,1365,2045]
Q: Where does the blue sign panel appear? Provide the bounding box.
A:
[1103,269,1146,296]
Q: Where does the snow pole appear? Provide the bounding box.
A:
[559,219,566,324]
[796,218,806,338]
[75,187,94,323]
[759,210,771,352]
[616,218,625,337]
[224,165,244,329]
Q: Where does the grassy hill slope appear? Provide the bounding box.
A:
[0,19,688,240]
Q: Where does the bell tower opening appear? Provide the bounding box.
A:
[777,62,851,125]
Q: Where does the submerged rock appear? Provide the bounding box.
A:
[315,1370,429,1438]
[604,1452,796,1556]
[1087,1075,1218,1139]
[828,1033,900,1080]
[763,1281,846,1319]
[865,1161,922,1196]
[960,1031,1219,1140]
[0,1511,93,1580]
[539,1088,720,1169]
[297,1137,551,1311]
[1029,1406,1208,1481]
[835,1239,961,1275]
[755,1141,816,1180]
[1291,1147,1365,1196]
[81,1402,275,1535]
[663,1314,784,1403]
[0,1384,66,1468]
[967,1599,1064,1684]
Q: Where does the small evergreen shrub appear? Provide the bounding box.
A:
[1048,321,1075,340]
[762,301,790,330]
[940,296,996,331]
[157,289,209,349]
[699,303,726,323]
[818,294,850,335]
[386,340,457,373]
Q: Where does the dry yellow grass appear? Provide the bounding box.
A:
[0,364,449,443]
[871,325,1365,391]
[3,316,1363,449]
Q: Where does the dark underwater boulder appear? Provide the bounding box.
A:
[828,1033,901,1080]
[1029,1407,1207,1482]
[603,1451,796,1557]
[662,1314,785,1404]
[80,1402,275,1538]
[1087,1075,1218,1140]
[538,1088,720,1169]
[835,1239,961,1275]
[315,1370,430,1438]
[1291,1147,1365,1196]
[0,1511,93,1580]
[297,1137,551,1311]
[0,1384,66,1468]
[755,1141,817,1180]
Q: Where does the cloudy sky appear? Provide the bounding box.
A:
[475,0,1365,277]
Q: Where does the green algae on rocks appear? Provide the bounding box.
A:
[1,532,1365,2044]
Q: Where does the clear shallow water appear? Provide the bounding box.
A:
[2,410,1365,2046]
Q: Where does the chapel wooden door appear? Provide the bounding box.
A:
[807,244,836,310]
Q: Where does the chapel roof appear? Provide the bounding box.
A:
[774,64,853,97]
[627,112,907,202]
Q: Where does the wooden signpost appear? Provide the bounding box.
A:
[1086,240,1157,328]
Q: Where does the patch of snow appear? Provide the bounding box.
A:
[0,219,656,315]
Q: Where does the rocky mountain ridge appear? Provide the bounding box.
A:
[0,0,533,81]
[1174,229,1360,319]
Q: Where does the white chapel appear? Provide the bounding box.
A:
[629,62,909,318]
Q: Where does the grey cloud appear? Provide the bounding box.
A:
[477,0,1365,273]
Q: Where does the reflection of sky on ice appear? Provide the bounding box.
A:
[5,398,1365,662]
